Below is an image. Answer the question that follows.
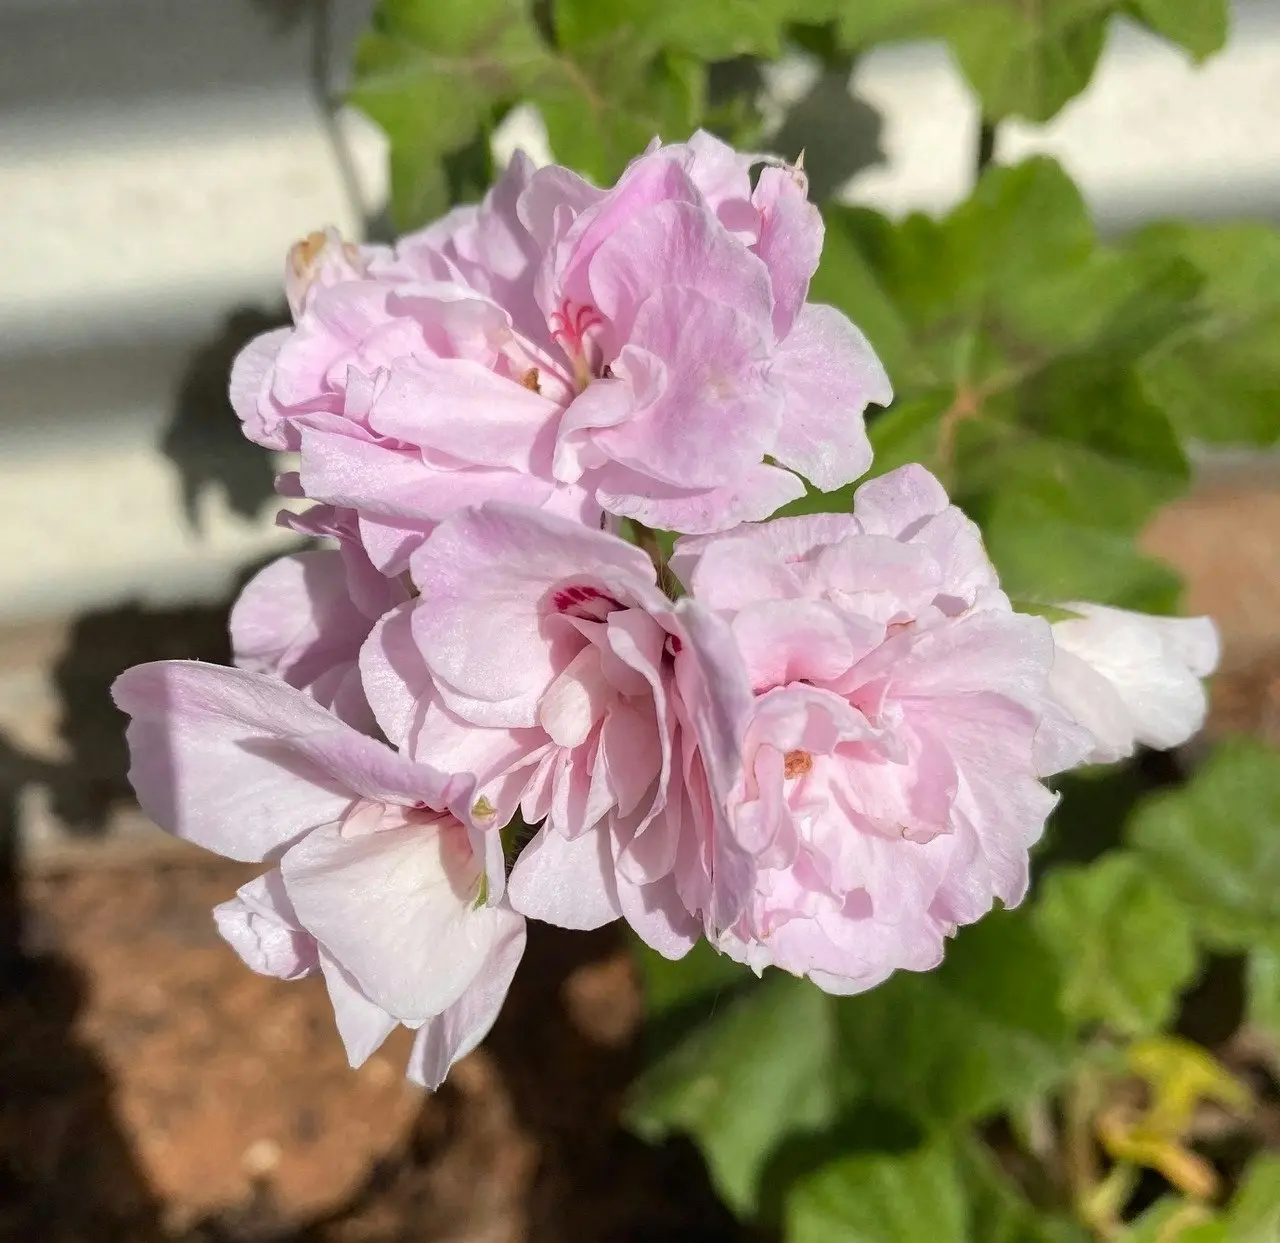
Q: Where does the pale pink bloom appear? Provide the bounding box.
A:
[672,465,1093,994]
[230,132,890,545]
[230,504,410,731]
[359,503,752,957]
[529,132,892,530]
[112,661,524,1088]
[1047,603,1219,764]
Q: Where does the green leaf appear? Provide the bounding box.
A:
[1127,0,1229,60]
[1033,854,1198,1036]
[807,158,1198,609]
[1128,739,1280,950]
[536,1,705,185]
[350,0,549,226]
[835,1,1227,122]
[981,506,1183,613]
[626,971,838,1217]
[1124,1202,1229,1243]
[638,0,794,60]
[1226,1154,1280,1242]
[788,1138,1090,1243]
[787,1142,967,1243]
[1133,223,1280,447]
[1246,935,1280,1044]
[633,935,751,1020]
[556,0,839,61]
[836,909,1078,1128]
[350,0,718,223]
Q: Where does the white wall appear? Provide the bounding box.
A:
[0,0,1276,622]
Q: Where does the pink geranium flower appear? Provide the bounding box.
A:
[230,132,891,555]
[671,464,1094,994]
[359,503,753,957]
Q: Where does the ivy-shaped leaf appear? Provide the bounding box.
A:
[1126,0,1230,60]
[1133,223,1280,448]
[1033,854,1198,1037]
[835,0,1227,123]
[835,909,1078,1128]
[1226,1154,1280,1243]
[350,0,550,226]
[1128,739,1280,951]
[800,157,1200,611]
[534,1,706,186]
[788,1138,1091,1243]
[1246,935,1280,1046]
[626,971,838,1217]
[787,1142,967,1243]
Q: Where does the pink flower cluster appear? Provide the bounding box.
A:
[113,133,1218,1088]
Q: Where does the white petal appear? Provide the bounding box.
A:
[112,662,355,861]
[319,950,398,1068]
[408,909,526,1089]
[1052,605,1219,757]
[282,820,497,1021]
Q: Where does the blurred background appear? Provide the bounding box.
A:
[0,1,1277,1239]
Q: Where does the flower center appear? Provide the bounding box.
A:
[552,583,622,621]
[549,299,603,392]
[784,749,813,779]
[289,229,329,276]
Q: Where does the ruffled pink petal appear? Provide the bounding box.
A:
[507,825,621,929]
[319,950,399,1068]
[229,328,294,450]
[768,304,888,491]
[587,199,774,346]
[587,286,782,490]
[594,461,805,534]
[368,357,560,472]
[751,165,823,340]
[408,503,659,727]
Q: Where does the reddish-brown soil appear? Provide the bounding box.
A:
[3,861,744,1243]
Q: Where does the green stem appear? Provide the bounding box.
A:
[976,117,998,178]
[632,522,680,599]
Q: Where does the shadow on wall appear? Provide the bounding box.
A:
[163,308,288,527]
[770,68,886,201]
[160,0,380,529]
